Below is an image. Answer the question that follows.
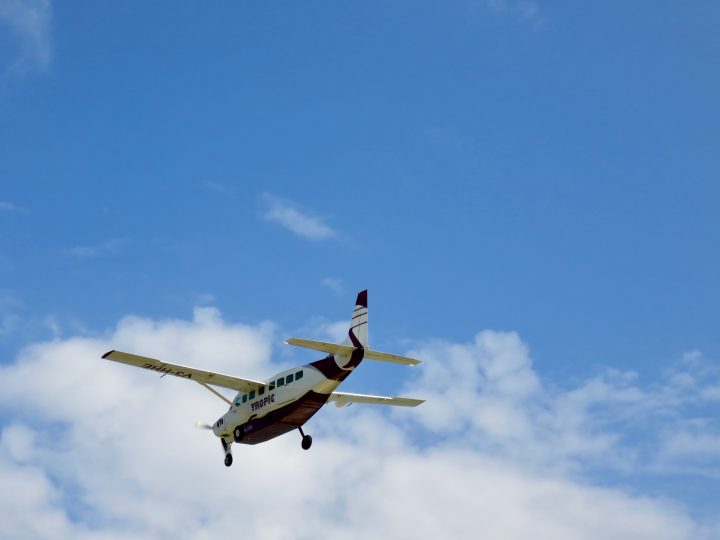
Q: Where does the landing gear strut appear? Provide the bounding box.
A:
[221,438,233,467]
[299,426,312,450]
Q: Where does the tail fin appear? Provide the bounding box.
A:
[342,289,368,348]
[285,289,422,372]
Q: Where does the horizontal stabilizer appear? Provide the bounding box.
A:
[328,391,424,408]
[363,349,422,366]
[285,338,355,357]
[285,338,422,366]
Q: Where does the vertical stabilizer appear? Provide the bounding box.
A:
[342,289,368,349]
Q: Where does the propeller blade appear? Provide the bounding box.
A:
[194,421,213,430]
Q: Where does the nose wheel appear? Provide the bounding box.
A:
[221,438,233,467]
[299,426,312,450]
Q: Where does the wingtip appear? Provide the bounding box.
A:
[101,350,114,359]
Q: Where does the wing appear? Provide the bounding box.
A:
[328,391,424,408]
[102,350,264,393]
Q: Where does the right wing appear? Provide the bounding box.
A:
[328,391,424,408]
[102,350,264,393]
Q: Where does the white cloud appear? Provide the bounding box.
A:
[321,277,344,296]
[294,316,349,344]
[0,311,718,539]
[0,291,71,344]
[402,333,720,479]
[0,289,23,338]
[261,193,336,241]
[0,312,20,337]
[661,429,720,463]
[0,201,17,211]
[0,0,52,73]
[701,384,720,401]
[65,238,130,259]
[0,289,22,310]
[482,0,546,27]
[194,292,216,305]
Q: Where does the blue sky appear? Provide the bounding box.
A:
[1,1,719,538]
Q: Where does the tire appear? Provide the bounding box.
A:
[224,454,233,467]
[301,434,312,450]
[233,426,243,443]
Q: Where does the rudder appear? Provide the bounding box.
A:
[343,289,368,348]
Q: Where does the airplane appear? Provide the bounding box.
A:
[101,290,424,466]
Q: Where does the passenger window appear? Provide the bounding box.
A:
[286,373,294,384]
[295,370,303,380]
[242,394,247,403]
[259,386,265,396]
[249,390,256,400]
[269,381,275,390]
[277,377,285,387]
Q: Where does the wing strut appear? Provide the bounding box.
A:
[197,382,235,408]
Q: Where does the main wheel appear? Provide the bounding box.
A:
[301,434,312,450]
[224,454,233,467]
[233,426,243,443]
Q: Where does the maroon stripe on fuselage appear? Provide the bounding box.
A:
[343,316,366,369]
[348,321,362,348]
[344,346,364,370]
[238,390,330,445]
[310,355,352,381]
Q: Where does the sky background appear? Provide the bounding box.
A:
[1,1,719,538]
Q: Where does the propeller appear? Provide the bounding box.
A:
[194,421,213,430]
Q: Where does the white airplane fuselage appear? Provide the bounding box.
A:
[212,359,344,444]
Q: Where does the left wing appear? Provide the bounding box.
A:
[102,350,264,393]
[328,391,424,408]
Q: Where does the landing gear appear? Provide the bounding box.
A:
[221,438,233,467]
[233,426,243,443]
[299,426,313,450]
[302,435,312,450]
